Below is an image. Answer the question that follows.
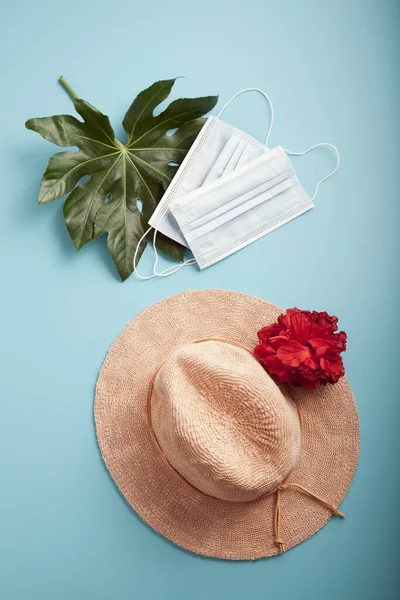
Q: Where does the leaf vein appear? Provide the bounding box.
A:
[127,80,172,143]
[128,108,204,148]
[78,154,121,246]
[41,151,120,203]
[127,151,170,183]
[125,153,157,206]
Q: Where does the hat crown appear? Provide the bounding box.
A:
[151,341,301,502]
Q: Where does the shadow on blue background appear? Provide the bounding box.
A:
[0,0,399,599]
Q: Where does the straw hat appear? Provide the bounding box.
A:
[95,290,359,559]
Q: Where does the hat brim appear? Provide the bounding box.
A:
[95,290,359,559]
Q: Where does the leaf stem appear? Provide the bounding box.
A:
[59,76,78,100]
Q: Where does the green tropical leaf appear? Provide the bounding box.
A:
[25,77,218,280]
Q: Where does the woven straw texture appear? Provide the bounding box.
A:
[95,290,359,559]
[151,341,301,502]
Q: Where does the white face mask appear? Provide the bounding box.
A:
[133,90,339,279]
[149,89,274,247]
[169,144,339,269]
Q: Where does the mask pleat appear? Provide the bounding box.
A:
[202,136,244,185]
[171,148,314,269]
[235,144,260,170]
[219,139,248,178]
[184,175,295,240]
[173,150,291,229]
[149,117,270,245]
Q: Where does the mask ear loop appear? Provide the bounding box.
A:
[133,225,196,280]
[284,143,340,201]
[216,88,274,146]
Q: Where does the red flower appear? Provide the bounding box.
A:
[254,308,347,389]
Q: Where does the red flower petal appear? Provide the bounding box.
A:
[276,341,312,367]
[311,311,339,336]
[302,354,318,369]
[309,336,346,355]
[280,307,301,329]
[254,344,276,360]
[254,308,346,389]
[288,310,311,345]
[257,323,280,342]
[262,357,287,376]
[319,356,345,381]
[268,334,290,349]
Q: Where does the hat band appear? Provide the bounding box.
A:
[146,338,345,554]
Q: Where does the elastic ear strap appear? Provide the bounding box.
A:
[216,88,274,146]
[284,143,340,201]
[133,226,156,280]
[151,226,196,277]
[133,224,195,280]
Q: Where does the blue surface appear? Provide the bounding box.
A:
[1,0,399,598]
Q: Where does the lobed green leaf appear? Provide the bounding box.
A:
[26,78,218,280]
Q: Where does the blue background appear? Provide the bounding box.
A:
[1,0,399,598]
